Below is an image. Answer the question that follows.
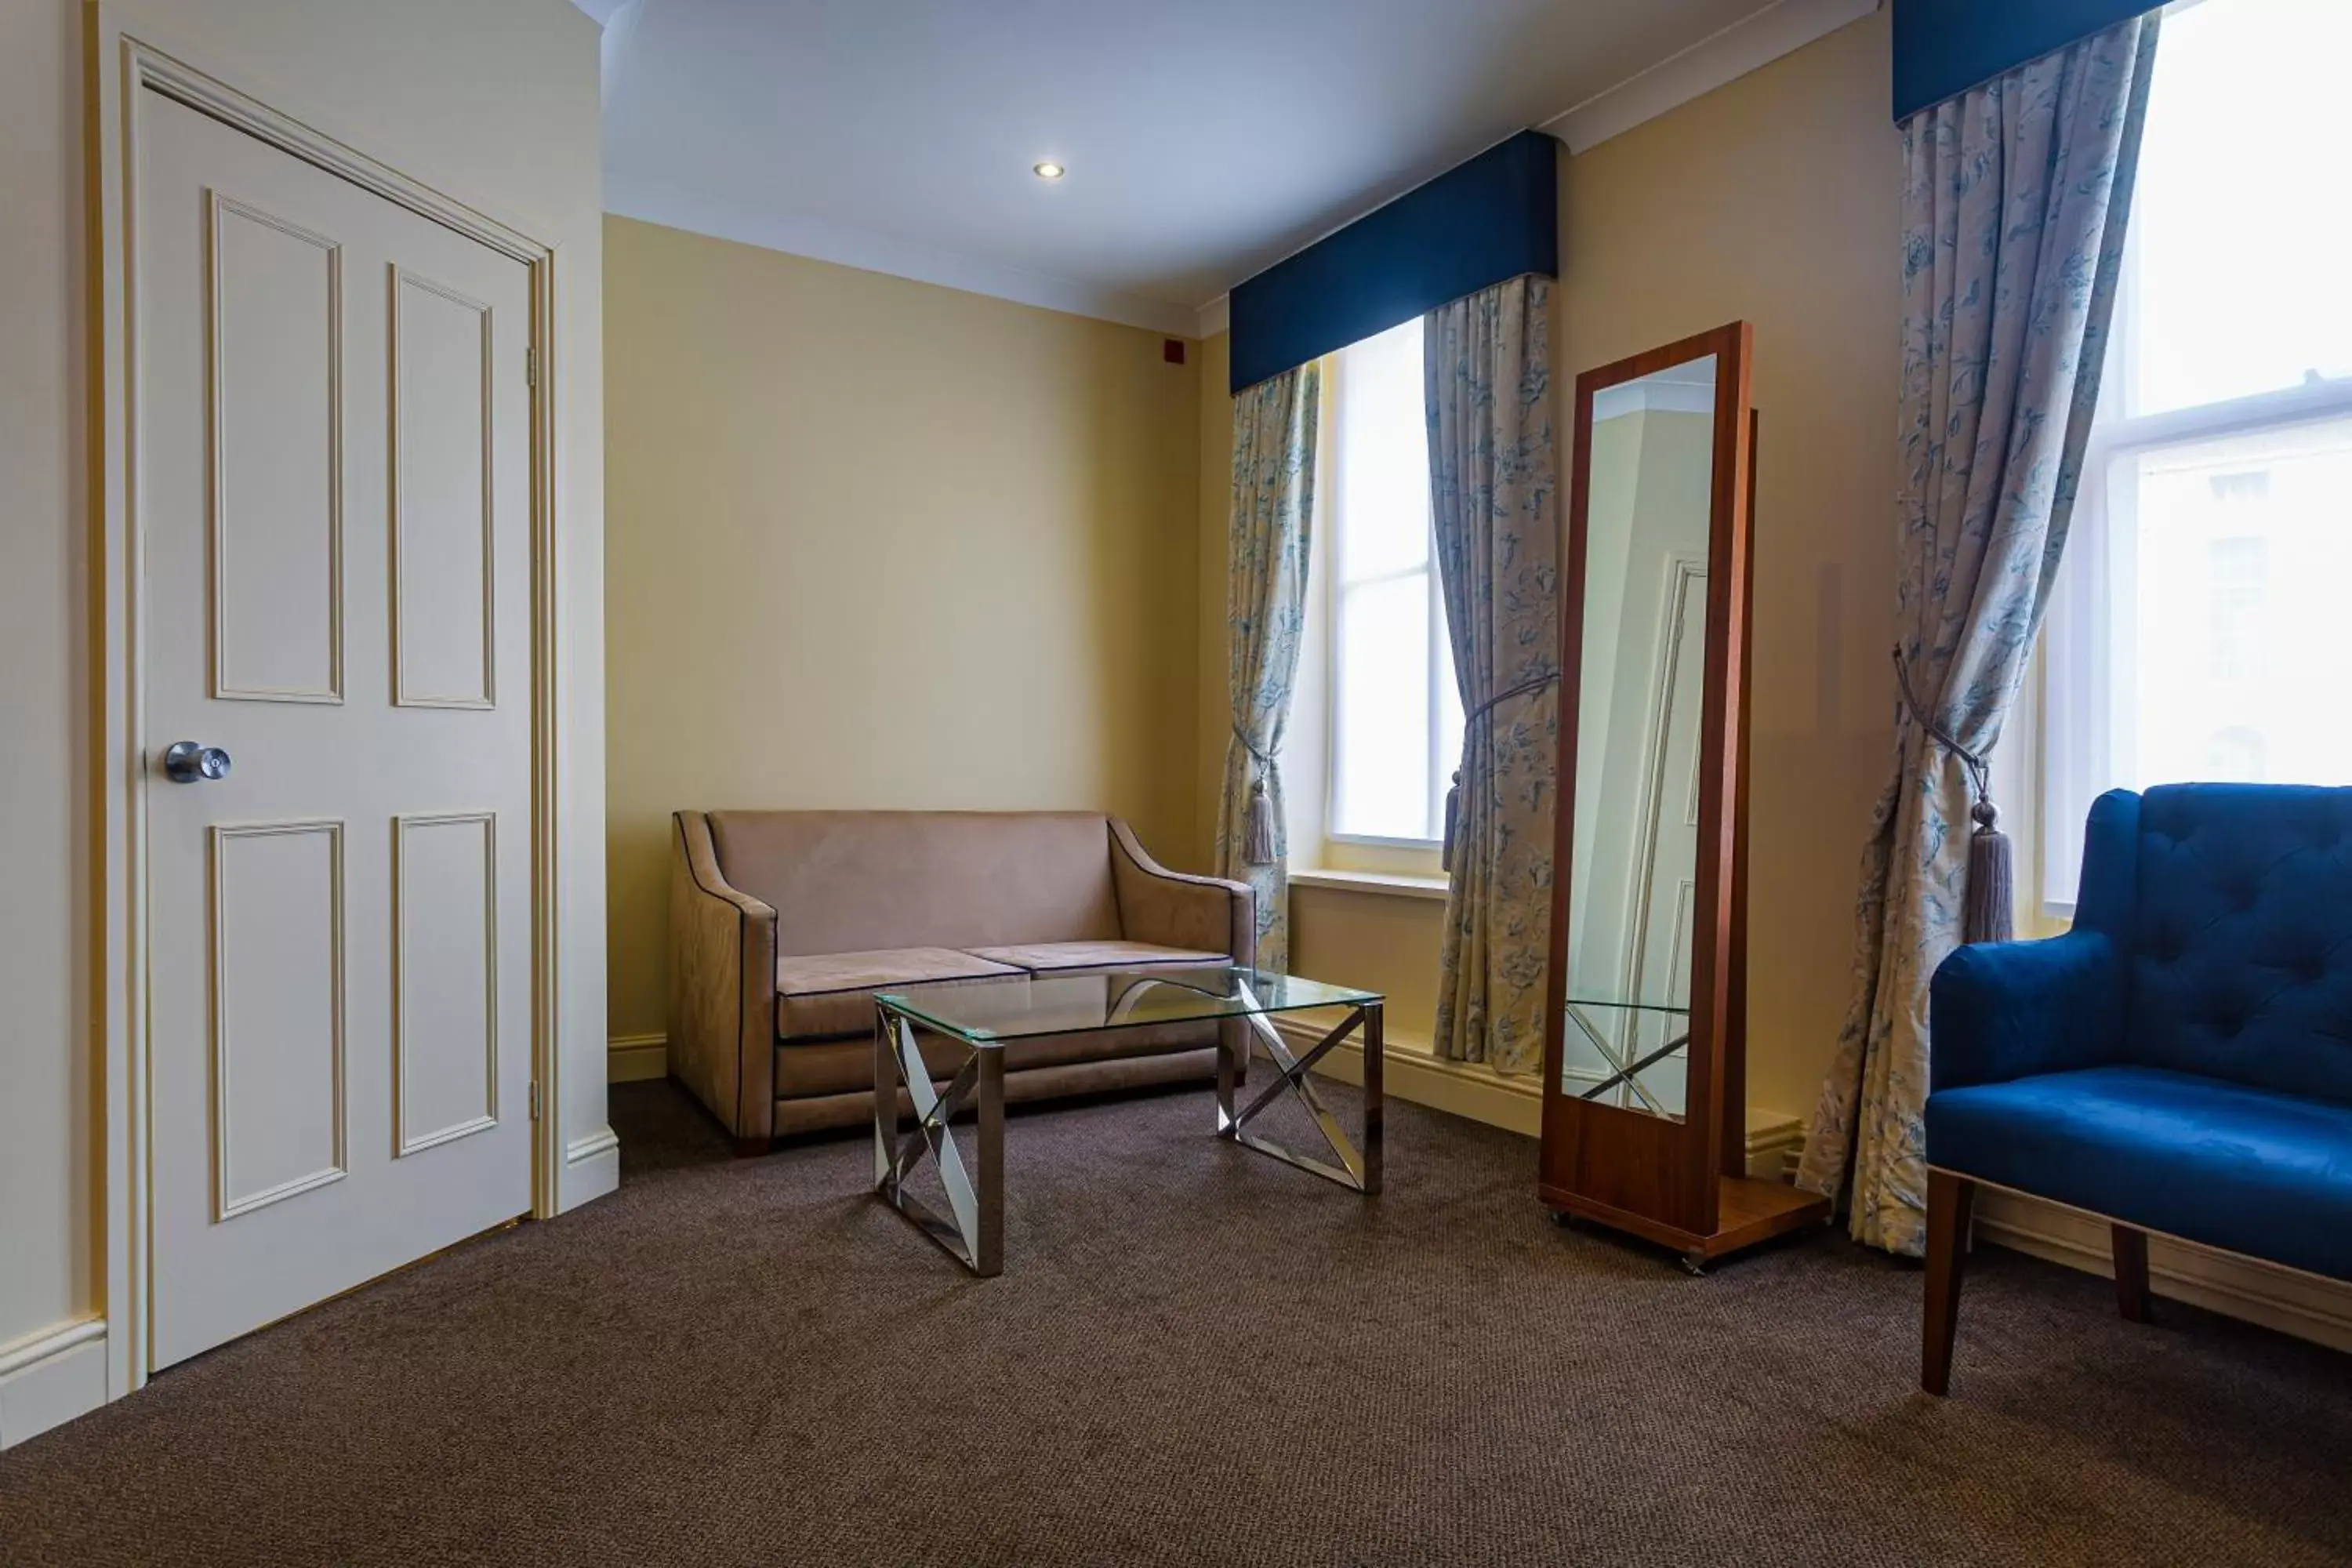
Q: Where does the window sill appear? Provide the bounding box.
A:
[1327,832,1444,852]
[1287,867,1452,902]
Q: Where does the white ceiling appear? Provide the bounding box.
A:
[589,0,1876,335]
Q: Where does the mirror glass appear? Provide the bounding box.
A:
[1561,354,1717,1120]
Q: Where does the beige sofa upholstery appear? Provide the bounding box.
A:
[666,810,1254,1148]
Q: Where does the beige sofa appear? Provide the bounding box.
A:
[667,810,1254,1149]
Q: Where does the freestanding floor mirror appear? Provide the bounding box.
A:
[1537,321,1828,1271]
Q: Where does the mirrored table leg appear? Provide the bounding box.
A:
[1215,1014,1243,1136]
[870,1003,1004,1277]
[1218,985,1384,1195]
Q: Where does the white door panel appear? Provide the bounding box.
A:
[211,819,347,1218]
[393,812,500,1156]
[141,89,535,1370]
[207,196,344,702]
[392,269,498,710]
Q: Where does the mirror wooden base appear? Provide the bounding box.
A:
[1541,1176,1830,1271]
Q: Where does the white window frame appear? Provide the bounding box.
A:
[2038,220,2352,917]
[1323,325,1457,852]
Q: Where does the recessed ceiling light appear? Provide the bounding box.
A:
[1033,162,1065,181]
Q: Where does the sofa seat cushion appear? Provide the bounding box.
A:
[961,940,1229,975]
[775,948,1019,1040]
[1926,1065,2352,1280]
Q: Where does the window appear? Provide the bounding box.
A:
[1326,317,1463,844]
[2039,0,2352,909]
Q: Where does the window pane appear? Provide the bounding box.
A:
[1334,574,1432,838]
[2124,417,2352,789]
[1335,318,1432,583]
[2122,0,2352,416]
[2045,416,2352,905]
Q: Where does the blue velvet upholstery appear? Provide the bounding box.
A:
[1928,1067,2352,1279]
[2128,786,2352,1103]
[1926,785,2352,1281]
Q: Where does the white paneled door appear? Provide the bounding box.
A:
[140,90,535,1370]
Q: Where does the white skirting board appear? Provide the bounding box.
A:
[562,1125,622,1208]
[1270,1014,1806,1176]
[608,1033,668,1083]
[0,1319,108,1450]
[1290,1021,2352,1349]
[1973,1187,2352,1354]
[605,1023,1805,1174]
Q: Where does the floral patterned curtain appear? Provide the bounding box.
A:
[1427,276,1561,1073]
[1795,16,2161,1254]
[1215,365,1320,974]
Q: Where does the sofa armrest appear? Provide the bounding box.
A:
[1929,929,2125,1094]
[1109,818,1256,971]
[667,811,779,1142]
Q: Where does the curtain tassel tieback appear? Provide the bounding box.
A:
[1892,646,2013,946]
[1441,670,1559,875]
[1243,776,1277,867]
[1234,725,1279,867]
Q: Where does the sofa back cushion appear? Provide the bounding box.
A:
[2129,784,2352,1104]
[706,810,1123,956]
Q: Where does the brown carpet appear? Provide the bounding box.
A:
[5,1079,2351,1566]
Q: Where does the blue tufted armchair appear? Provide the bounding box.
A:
[1920,783,2352,1394]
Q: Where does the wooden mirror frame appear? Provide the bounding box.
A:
[1537,321,1826,1269]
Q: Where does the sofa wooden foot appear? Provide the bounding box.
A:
[1922,1169,1975,1396]
[732,1135,774,1159]
[2112,1224,2154,1323]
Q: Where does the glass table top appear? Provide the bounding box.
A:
[1563,996,1690,1017]
[876,967,1380,1044]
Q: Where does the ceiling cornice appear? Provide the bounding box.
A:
[1541,0,1882,152]
[604,171,1203,337]
[1594,377,1719,421]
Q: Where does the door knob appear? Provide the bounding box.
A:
[163,741,232,783]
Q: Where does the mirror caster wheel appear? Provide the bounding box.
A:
[1679,1250,1709,1277]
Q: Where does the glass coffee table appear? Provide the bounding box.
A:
[870,967,1385,1276]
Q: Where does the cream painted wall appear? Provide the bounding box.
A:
[602,216,1201,1044]
[0,0,607,1392]
[1,0,93,1367]
[1195,331,1235,873]
[1288,887,1447,1049]
[1555,10,1897,1120]
[1192,9,1897,1121]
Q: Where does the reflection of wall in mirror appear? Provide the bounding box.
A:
[1567,379,1715,1101]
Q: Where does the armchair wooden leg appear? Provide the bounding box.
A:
[732,1135,773,1159]
[1922,1169,1976,1396]
[2112,1225,2154,1323]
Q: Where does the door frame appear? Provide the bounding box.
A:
[89,9,567,1396]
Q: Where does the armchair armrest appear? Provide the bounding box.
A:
[1929,929,2126,1094]
[667,811,779,1143]
[1109,818,1256,971]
